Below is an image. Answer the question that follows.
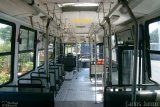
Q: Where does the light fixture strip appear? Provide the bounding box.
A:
[58,3,99,7]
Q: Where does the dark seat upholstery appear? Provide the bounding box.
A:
[63,53,76,72]
[104,90,159,107]
[0,92,54,107]
[18,78,43,93]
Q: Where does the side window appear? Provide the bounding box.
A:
[96,44,103,59]
[149,21,160,51]
[0,19,15,84]
[65,43,79,56]
[148,19,160,83]
[18,26,36,76]
[112,35,117,62]
[48,43,53,61]
[38,33,45,66]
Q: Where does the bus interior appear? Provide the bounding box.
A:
[0,0,160,107]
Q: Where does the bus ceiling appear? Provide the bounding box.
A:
[0,0,160,43]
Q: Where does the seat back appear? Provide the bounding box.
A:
[0,92,54,107]
[104,91,159,107]
[18,78,43,93]
[64,53,76,72]
[49,66,59,81]
[104,85,160,107]
[49,71,56,87]
[30,72,49,92]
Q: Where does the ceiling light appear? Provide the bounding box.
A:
[58,3,99,7]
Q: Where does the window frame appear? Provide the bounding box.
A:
[145,16,160,83]
[0,18,16,85]
[18,26,37,77]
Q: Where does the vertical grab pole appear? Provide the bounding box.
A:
[75,42,78,75]
[103,27,107,87]
[106,17,112,84]
[54,37,57,63]
[94,33,97,103]
[101,2,107,88]
[120,0,139,103]
[89,36,92,81]
[45,18,51,86]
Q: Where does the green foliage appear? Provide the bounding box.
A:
[0,25,12,84]
[0,26,12,42]
[0,56,9,71]
[18,52,34,75]
[0,72,10,84]
[19,29,35,50]
[0,42,11,53]
[23,61,33,70]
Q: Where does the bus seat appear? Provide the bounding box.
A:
[30,72,49,92]
[0,92,54,107]
[63,53,76,72]
[49,66,61,89]
[18,78,43,93]
[104,90,160,107]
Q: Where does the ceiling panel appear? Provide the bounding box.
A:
[132,0,160,14]
[61,11,99,36]
[0,0,37,16]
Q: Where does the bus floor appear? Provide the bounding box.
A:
[55,68,103,107]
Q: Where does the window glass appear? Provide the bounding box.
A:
[18,52,34,76]
[65,43,81,56]
[28,31,35,50]
[111,35,116,48]
[0,22,14,84]
[149,21,160,51]
[150,54,160,83]
[38,50,45,66]
[112,35,117,62]
[148,20,160,83]
[38,34,45,49]
[0,55,11,84]
[18,27,36,76]
[0,24,12,52]
[81,44,89,54]
[48,43,53,60]
[19,29,28,51]
[38,33,45,66]
[96,44,103,59]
